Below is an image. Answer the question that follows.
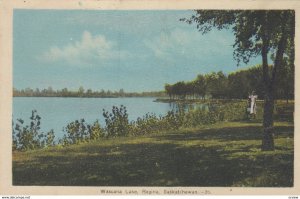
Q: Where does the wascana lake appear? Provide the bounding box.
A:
[13,97,176,139]
[10,10,294,188]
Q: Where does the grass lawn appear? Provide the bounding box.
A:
[12,121,294,187]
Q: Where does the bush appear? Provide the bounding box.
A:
[62,119,89,144]
[46,129,55,147]
[216,102,249,121]
[13,110,55,151]
[60,119,104,145]
[130,113,161,136]
[88,120,105,140]
[182,108,216,128]
[163,108,185,130]
[13,101,267,151]
[103,105,130,137]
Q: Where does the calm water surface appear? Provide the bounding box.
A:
[13,97,174,139]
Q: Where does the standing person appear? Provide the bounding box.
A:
[249,91,258,117]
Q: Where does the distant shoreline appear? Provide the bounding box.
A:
[13,89,166,99]
[13,96,160,99]
[154,98,250,103]
[12,96,288,104]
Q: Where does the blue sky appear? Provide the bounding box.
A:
[13,10,261,92]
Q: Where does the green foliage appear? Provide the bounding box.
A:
[130,108,186,136]
[130,113,163,136]
[163,109,185,129]
[183,107,217,127]
[89,120,105,140]
[165,64,293,101]
[103,105,130,137]
[60,119,104,145]
[102,102,260,137]
[46,130,55,147]
[13,110,55,151]
[13,101,292,151]
[62,119,89,144]
[220,101,263,121]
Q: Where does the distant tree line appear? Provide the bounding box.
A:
[13,87,166,98]
[165,65,294,101]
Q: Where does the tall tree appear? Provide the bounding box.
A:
[194,74,207,99]
[182,10,295,150]
[228,70,250,99]
[165,84,173,99]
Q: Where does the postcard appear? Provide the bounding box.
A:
[0,0,299,196]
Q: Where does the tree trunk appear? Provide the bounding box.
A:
[261,21,275,151]
[261,12,288,151]
[262,91,275,151]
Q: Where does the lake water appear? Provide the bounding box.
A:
[13,97,175,139]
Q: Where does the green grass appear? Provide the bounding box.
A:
[13,121,294,187]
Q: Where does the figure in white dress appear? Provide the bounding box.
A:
[248,91,258,115]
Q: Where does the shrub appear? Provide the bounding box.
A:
[162,108,185,129]
[13,101,268,151]
[130,112,176,136]
[12,110,55,151]
[62,119,88,144]
[103,105,130,137]
[60,119,104,145]
[88,120,105,140]
[46,129,55,147]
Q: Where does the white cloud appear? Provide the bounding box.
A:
[40,31,129,67]
[144,28,233,62]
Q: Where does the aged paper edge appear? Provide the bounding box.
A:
[0,0,299,195]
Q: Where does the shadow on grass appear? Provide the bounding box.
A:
[155,125,293,142]
[13,125,294,187]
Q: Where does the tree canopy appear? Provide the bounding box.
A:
[164,64,293,101]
